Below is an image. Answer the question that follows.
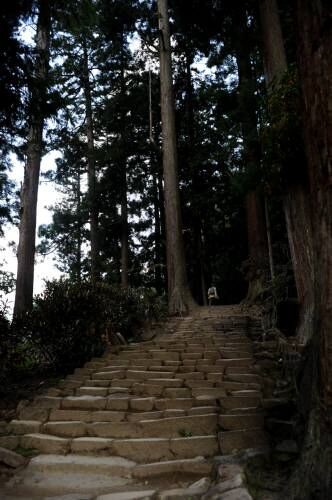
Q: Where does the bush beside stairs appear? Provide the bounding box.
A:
[0,306,268,499]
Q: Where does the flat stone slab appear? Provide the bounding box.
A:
[132,457,213,478]
[219,414,264,431]
[21,434,70,454]
[97,491,156,500]
[0,447,27,468]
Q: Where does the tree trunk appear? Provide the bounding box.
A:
[119,39,129,288]
[259,0,315,342]
[82,39,99,283]
[296,0,332,413]
[233,5,270,301]
[76,168,82,283]
[120,166,129,288]
[157,0,195,315]
[284,3,332,497]
[14,0,51,317]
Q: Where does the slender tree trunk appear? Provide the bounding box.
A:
[119,39,129,288]
[259,0,314,342]
[184,50,207,305]
[14,0,51,317]
[157,0,195,314]
[120,166,129,288]
[233,5,270,301]
[264,196,275,280]
[76,169,82,283]
[82,39,99,283]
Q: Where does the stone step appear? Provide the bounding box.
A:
[132,456,213,479]
[49,409,126,423]
[80,414,218,439]
[111,435,218,462]
[225,373,261,384]
[4,454,136,496]
[218,428,268,454]
[219,414,264,430]
[219,396,261,411]
[21,433,70,454]
[96,491,156,500]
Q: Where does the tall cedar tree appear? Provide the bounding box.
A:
[14,0,51,316]
[259,0,314,341]
[157,0,195,314]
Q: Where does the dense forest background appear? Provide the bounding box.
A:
[0,0,331,497]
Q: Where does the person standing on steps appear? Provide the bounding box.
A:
[208,284,219,306]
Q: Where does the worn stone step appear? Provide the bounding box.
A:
[96,491,156,500]
[215,358,253,369]
[21,433,70,454]
[154,398,194,410]
[49,409,126,423]
[219,414,264,430]
[126,411,164,422]
[5,454,136,496]
[218,428,268,454]
[127,370,175,380]
[163,388,192,399]
[7,419,41,435]
[225,373,261,384]
[220,351,253,359]
[111,435,218,462]
[191,388,226,398]
[43,421,87,438]
[132,456,213,479]
[62,396,107,411]
[139,414,218,438]
[219,396,261,411]
[92,370,126,380]
[77,387,109,397]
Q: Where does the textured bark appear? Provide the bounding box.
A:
[259,0,315,342]
[14,0,51,316]
[233,5,270,300]
[157,0,195,314]
[296,0,332,412]
[259,0,287,84]
[120,166,129,288]
[82,40,99,283]
[119,42,129,288]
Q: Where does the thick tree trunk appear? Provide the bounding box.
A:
[297,0,332,412]
[233,6,270,301]
[14,0,51,317]
[285,3,332,497]
[259,0,315,342]
[82,40,99,283]
[157,0,195,315]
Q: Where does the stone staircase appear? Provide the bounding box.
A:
[1,306,267,499]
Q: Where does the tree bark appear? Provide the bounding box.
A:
[233,5,270,300]
[119,39,129,288]
[14,0,51,316]
[120,166,129,288]
[82,39,99,283]
[157,0,195,315]
[296,0,332,412]
[259,0,315,342]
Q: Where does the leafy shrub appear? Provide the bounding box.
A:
[9,280,166,375]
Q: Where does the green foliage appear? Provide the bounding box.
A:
[2,280,166,384]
